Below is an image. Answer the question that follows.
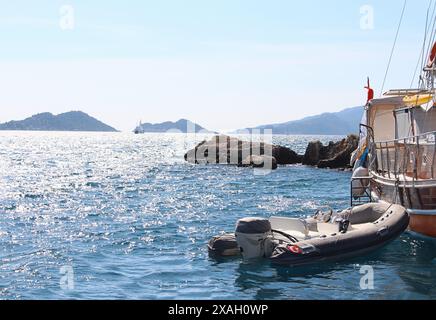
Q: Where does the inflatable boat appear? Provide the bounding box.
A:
[208,203,409,266]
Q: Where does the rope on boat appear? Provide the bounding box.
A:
[380,0,408,96]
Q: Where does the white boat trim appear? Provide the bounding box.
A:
[370,170,436,188]
[407,209,436,216]
[374,199,436,216]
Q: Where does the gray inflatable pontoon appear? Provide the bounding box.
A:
[208,203,409,267]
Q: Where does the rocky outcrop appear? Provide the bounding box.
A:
[184,135,301,170]
[184,134,358,170]
[302,135,359,169]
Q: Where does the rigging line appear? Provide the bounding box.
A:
[424,1,436,63]
[422,1,436,86]
[422,6,436,132]
[424,3,436,64]
[417,3,436,89]
[430,28,436,59]
[425,3,436,70]
[424,0,436,58]
[411,0,434,88]
[422,6,436,89]
[380,0,408,96]
[426,15,436,61]
[411,51,423,89]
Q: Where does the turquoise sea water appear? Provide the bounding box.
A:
[0,131,435,300]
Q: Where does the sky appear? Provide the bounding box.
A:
[0,0,432,132]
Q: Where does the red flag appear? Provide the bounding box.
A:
[364,77,374,103]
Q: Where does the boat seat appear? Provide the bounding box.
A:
[269,217,309,238]
[317,222,340,235]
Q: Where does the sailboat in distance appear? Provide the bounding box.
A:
[134,120,144,134]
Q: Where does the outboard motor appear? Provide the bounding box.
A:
[235,218,274,259]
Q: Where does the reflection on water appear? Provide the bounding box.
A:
[0,131,435,299]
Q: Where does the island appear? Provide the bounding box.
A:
[0,111,118,132]
[235,106,363,135]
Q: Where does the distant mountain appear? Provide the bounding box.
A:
[0,111,118,132]
[134,119,215,134]
[236,106,364,135]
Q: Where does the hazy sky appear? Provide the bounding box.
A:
[0,0,431,131]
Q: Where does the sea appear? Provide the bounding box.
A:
[0,131,435,300]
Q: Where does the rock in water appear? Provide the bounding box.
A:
[318,135,359,169]
[272,146,303,165]
[184,135,300,169]
[302,141,323,166]
[239,155,278,170]
[302,135,359,169]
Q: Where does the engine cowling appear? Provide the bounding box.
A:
[235,218,274,259]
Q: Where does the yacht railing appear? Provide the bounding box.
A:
[371,131,436,181]
[350,177,373,207]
